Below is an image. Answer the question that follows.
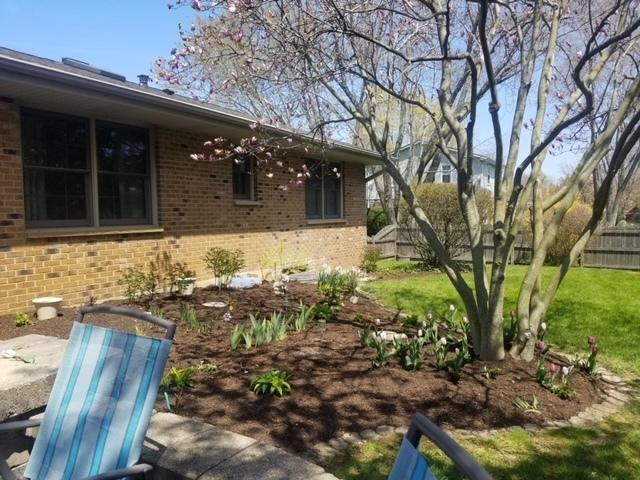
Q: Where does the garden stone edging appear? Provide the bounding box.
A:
[306,363,637,463]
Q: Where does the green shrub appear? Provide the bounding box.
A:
[166,261,196,295]
[119,265,157,303]
[15,312,32,327]
[312,303,336,321]
[251,370,292,397]
[360,246,382,273]
[399,184,492,268]
[546,201,592,265]
[367,207,390,236]
[203,247,245,290]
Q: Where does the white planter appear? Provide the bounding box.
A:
[180,278,197,296]
[32,296,63,321]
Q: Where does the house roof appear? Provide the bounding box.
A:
[398,142,496,166]
[0,46,382,165]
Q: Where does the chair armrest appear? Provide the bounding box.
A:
[406,413,492,480]
[0,419,41,434]
[81,463,153,480]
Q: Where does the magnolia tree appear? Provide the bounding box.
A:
[159,0,640,360]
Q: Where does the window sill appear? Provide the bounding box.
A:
[306,218,347,225]
[26,226,164,239]
[234,200,262,207]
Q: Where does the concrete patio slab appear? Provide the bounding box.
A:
[201,442,330,480]
[0,335,67,421]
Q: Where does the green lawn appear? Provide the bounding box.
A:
[365,262,640,376]
[327,263,640,480]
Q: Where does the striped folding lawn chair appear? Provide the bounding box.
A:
[0,306,175,480]
[388,413,492,480]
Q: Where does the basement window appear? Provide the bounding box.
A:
[21,108,155,229]
[232,156,256,200]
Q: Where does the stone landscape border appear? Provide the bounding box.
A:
[307,365,636,462]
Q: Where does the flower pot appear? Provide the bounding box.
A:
[180,278,197,296]
[32,296,63,321]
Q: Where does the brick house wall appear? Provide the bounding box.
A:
[0,99,367,314]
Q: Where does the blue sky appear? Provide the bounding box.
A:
[0,1,572,178]
[0,1,195,82]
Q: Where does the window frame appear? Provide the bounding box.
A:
[21,107,158,231]
[304,161,344,220]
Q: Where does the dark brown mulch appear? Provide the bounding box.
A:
[0,282,604,454]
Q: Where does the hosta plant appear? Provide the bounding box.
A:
[15,312,32,327]
[251,370,292,397]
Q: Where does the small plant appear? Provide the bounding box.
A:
[196,360,217,374]
[433,337,448,370]
[231,324,245,350]
[317,267,359,305]
[149,304,165,319]
[119,265,156,303]
[162,367,196,392]
[577,335,600,378]
[372,340,392,368]
[292,303,314,332]
[399,313,421,327]
[513,396,541,414]
[180,304,200,329]
[134,325,147,336]
[268,312,289,341]
[15,312,32,327]
[312,303,335,321]
[203,247,245,290]
[161,366,196,412]
[251,370,292,397]
[447,348,467,382]
[482,366,502,380]
[360,246,382,273]
[398,336,426,371]
[503,310,520,347]
[167,261,196,295]
[359,324,379,348]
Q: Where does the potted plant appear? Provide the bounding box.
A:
[32,296,63,320]
[168,262,197,297]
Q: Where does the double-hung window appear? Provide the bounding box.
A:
[21,109,153,229]
[305,162,343,220]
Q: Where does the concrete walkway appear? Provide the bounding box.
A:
[0,335,338,480]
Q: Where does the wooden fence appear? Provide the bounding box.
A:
[368,225,640,271]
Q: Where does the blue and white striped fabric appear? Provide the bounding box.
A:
[388,437,437,480]
[24,322,172,480]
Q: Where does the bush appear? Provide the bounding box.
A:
[546,201,592,265]
[203,247,245,289]
[251,370,292,397]
[360,246,382,273]
[400,184,492,269]
[119,265,156,303]
[367,207,390,236]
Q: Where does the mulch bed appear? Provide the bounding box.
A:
[0,282,605,454]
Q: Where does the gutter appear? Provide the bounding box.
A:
[0,52,382,164]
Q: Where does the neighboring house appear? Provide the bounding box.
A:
[0,47,380,313]
[367,142,496,206]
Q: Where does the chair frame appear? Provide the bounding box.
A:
[0,306,175,480]
[405,413,493,480]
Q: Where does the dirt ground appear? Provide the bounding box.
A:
[0,282,604,454]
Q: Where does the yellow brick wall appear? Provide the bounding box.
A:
[0,100,367,313]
